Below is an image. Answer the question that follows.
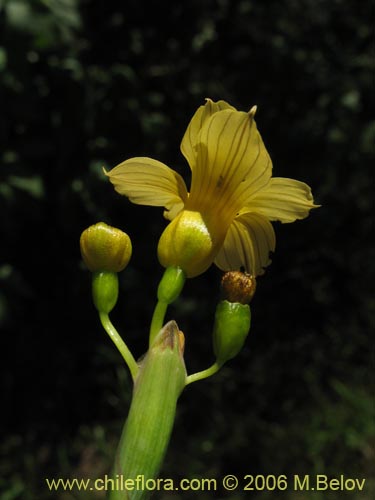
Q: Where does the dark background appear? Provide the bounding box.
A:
[0,0,373,499]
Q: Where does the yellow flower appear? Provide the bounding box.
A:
[106,99,318,278]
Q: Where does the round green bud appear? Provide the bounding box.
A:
[157,267,186,304]
[213,300,251,366]
[80,222,132,273]
[92,271,119,314]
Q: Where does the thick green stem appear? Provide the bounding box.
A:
[99,312,138,380]
[109,321,186,500]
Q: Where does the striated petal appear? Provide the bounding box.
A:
[105,157,188,220]
[245,177,320,223]
[180,98,235,169]
[214,212,276,276]
[187,108,272,222]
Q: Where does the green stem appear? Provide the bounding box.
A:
[99,311,138,380]
[149,300,168,346]
[149,267,186,346]
[185,361,221,385]
[109,321,186,500]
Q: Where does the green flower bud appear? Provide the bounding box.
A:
[80,222,132,272]
[213,300,251,366]
[92,271,119,314]
[157,267,186,304]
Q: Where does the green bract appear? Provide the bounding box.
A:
[213,300,251,366]
[157,266,186,304]
[92,271,119,314]
[110,321,186,500]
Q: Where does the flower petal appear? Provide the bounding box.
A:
[187,108,272,222]
[214,212,275,276]
[105,157,188,220]
[245,177,320,223]
[180,98,235,169]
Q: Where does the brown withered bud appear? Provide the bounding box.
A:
[221,271,256,304]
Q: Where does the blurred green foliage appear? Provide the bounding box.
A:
[0,0,373,499]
